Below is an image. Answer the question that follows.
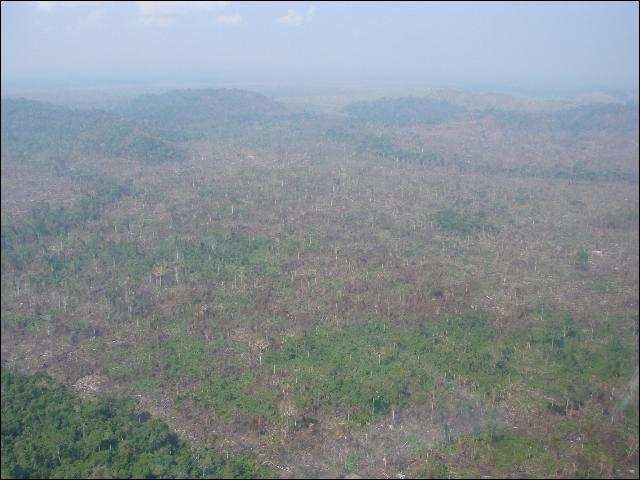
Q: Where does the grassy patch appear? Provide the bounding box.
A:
[265,309,637,427]
[265,313,510,425]
[434,208,499,237]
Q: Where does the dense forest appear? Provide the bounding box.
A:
[1,87,638,478]
[1,98,184,166]
[1,369,272,479]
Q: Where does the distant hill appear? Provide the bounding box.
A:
[1,98,184,165]
[483,103,640,138]
[115,88,288,140]
[342,93,639,137]
[343,96,466,126]
[547,103,639,136]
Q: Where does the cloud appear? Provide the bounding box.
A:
[33,1,108,32]
[216,14,242,26]
[277,9,304,27]
[277,6,318,27]
[136,1,230,27]
[67,8,107,32]
[35,1,55,11]
[35,1,102,11]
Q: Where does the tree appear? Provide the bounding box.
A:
[575,247,589,271]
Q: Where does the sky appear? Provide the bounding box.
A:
[1,1,639,93]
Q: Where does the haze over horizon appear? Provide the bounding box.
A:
[1,1,639,97]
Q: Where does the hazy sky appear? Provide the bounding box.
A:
[1,1,638,92]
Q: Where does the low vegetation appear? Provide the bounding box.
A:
[1,88,638,478]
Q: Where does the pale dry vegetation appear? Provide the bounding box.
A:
[1,89,638,478]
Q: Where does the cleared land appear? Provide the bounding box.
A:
[1,88,638,478]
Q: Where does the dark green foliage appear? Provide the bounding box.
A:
[488,103,639,137]
[1,98,183,165]
[595,206,639,230]
[471,106,639,181]
[575,247,590,271]
[414,457,451,479]
[1,177,134,272]
[266,321,420,425]
[0,369,272,479]
[510,311,637,415]
[265,313,510,425]
[1,98,93,160]
[2,198,290,296]
[264,310,637,426]
[0,313,43,334]
[134,333,279,421]
[477,161,638,183]
[446,430,557,476]
[358,133,397,157]
[115,89,287,141]
[182,229,278,279]
[93,125,183,164]
[548,103,639,136]
[324,128,444,166]
[434,208,499,236]
[118,89,286,125]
